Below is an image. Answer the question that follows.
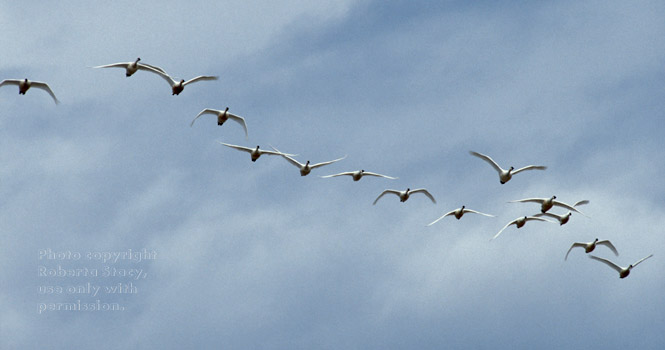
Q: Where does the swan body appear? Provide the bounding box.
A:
[509,196,588,215]
[320,170,397,181]
[491,216,552,240]
[373,188,436,205]
[589,254,653,278]
[141,66,217,95]
[270,145,346,176]
[0,79,59,104]
[470,151,546,184]
[192,108,248,139]
[565,239,618,260]
[92,57,166,77]
[427,205,494,226]
[218,142,295,162]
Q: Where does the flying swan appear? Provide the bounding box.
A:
[470,151,546,184]
[427,206,494,226]
[0,79,59,104]
[373,188,436,205]
[192,108,248,139]
[589,254,653,279]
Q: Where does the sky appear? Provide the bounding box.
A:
[2,0,665,348]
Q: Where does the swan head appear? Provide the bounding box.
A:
[461,205,465,209]
[180,79,185,83]
[255,145,260,150]
[24,78,28,83]
[552,195,557,200]
[224,107,229,112]
[306,160,310,165]
[509,166,514,171]
[136,57,141,62]
[361,170,365,173]
[594,238,599,242]
[406,188,411,193]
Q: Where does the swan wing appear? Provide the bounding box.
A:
[491,220,517,241]
[573,200,590,207]
[227,112,249,139]
[427,210,456,226]
[373,190,400,205]
[589,255,623,273]
[30,82,59,104]
[310,155,347,169]
[92,62,130,69]
[191,109,220,126]
[534,212,562,220]
[463,209,495,217]
[361,171,398,179]
[512,165,547,174]
[552,200,588,216]
[258,149,296,157]
[0,79,21,88]
[183,75,219,86]
[597,240,619,256]
[565,242,586,260]
[410,189,436,204]
[632,254,653,268]
[320,172,354,178]
[525,216,553,223]
[141,65,176,86]
[137,63,166,73]
[470,151,503,173]
[509,198,545,204]
[270,145,303,168]
[217,142,252,154]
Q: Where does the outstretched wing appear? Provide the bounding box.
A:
[361,171,398,180]
[597,240,619,257]
[463,209,495,217]
[632,254,653,268]
[509,198,545,204]
[373,190,400,205]
[141,65,176,86]
[270,145,304,168]
[91,62,130,69]
[512,165,547,174]
[427,210,456,226]
[191,109,220,127]
[552,200,587,216]
[491,220,517,241]
[589,255,623,273]
[410,189,436,204]
[183,75,218,86]
[470,151,503,173]
[310,155,347,169]
[226,112,249,139]
[573,200,590,207]
[564,242,586,261]
[534,212,562,220]
[30,82,59,105]
[217,142,252,154]
[320,172,354,179]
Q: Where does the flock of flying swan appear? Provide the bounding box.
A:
[2,57,653,279]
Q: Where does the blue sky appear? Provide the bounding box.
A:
[2,0,665,348]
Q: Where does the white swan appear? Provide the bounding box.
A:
[0,79,59,104]
[191,108,248,139]
[92,57,166,77]
[141,66,217,95]
[218,142,295,162]
[320,170,397,181]
[491,216,552,240]
[589,254,653,279]
[427,206,494,226]
[533,200,590,225]
[373,188,436,205]
[509,196,588,215]
[470,151,546,184]
[565,239,618,260]
[270,145,346,176]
